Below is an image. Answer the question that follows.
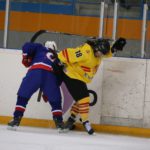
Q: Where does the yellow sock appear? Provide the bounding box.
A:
[70,102,79,117]
[78,97,90,122]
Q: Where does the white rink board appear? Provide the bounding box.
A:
[87,63,103,124]
[145,60,150,102]
[0,49,54,120]
[101,57,146,127]
[102,57,145,119]
[1,49,150,128]
[143,60,150,128]
[0,49,102,123]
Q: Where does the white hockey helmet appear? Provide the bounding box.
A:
[45,41,57,51]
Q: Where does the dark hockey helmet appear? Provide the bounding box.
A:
[87,38,110,55]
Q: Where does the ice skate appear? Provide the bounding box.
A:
[83,121,95,135]
[56,122,65,133]
[64,115,76,132]
[7,117,22,131]
[53,116,65,133]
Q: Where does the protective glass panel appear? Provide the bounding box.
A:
[116,0,142,58]
[7,0,101,50]
[6,0,147,57]
[7,0,74,49]
[145,1,150,58]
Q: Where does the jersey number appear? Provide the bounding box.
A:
[75,50,82,57]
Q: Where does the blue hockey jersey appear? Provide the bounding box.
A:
[22,42,56,72]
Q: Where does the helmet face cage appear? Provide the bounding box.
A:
[44,41,57,51]
[94,39,110,55]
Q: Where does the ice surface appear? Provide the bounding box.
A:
[0,125,150,150]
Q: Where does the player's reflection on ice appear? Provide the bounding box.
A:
[0,125,150,150]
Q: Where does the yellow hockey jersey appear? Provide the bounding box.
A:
[58,43,112,83]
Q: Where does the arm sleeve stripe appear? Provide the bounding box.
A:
[64,49,69,63]
[81,66,90,70]
[62,49,69,63]
[81,66,91,72]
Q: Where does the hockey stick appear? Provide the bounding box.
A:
[30,30,48,43]
[30,30,49,102]
[37,90,42,102]
[88,90,97,106]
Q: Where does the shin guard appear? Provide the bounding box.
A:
[78,97,90,123]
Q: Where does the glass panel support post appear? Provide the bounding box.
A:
[3,0,10,48]
[112,0,118,41]
[141,3,148,58]
[99,1,105,38]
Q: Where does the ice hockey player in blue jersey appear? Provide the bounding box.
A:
[7,41,64,132]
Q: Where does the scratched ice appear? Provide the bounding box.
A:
[0,125,150,150]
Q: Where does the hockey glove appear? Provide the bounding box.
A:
[22,55,32,67]
[111,37,126,53]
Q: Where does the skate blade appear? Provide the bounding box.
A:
[57,128,69,133]
[7,126,18,131]
[87,130,96,135]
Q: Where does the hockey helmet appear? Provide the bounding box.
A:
[45,41,57,51]
[87,38,110,55]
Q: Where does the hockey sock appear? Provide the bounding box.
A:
[70,102,79,118]
[52,110,63,118]
[14,96,29,118]
[78,97,90,123]
[53,115,63,122]
[52,112,64,130]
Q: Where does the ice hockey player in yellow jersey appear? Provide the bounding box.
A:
[58,37,126,135]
